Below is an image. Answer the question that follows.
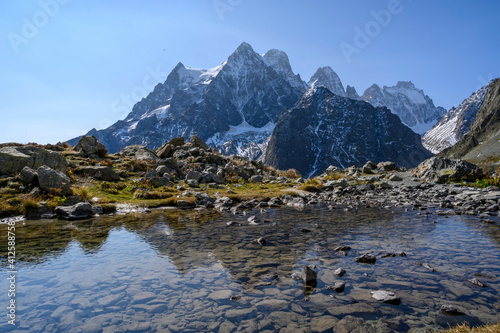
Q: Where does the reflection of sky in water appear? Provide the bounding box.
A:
[0,207,499,332]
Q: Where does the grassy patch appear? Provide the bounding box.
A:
[444,323,500,332]
[22,197,40,215]
[207,182,291,202]
[297,179,323,192]
[474,177,500,188]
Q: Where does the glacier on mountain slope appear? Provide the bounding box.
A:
[422,83,490,153]
[361,81,446,135]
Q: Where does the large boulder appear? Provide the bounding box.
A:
[55,202,94,220]
[75,166,120,181]
[414,156,483,183]
[119,145,158,161]
[155,143,174,158]
[19,166,38,185]
[190,135,209,150]
[75,136,108,158]
[0,146,67,176]
[37,165,72,196]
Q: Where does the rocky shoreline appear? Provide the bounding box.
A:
[0,135,498,224]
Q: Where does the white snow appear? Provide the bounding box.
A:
[386,87,426,104]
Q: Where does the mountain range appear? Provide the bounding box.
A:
[69,42,496,175]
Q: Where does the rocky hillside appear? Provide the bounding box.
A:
[440,78,500,165]
[69,43,306,159]
[362,81,446,135]
[262,87,432,177]
[422,83,490,153]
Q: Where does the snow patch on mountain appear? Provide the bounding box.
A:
[308,66,346,97]
[362,81,446,135]
[422,83,490,153]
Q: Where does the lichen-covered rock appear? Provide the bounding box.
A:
[37,165,72,196]
[75,136,108,158]
[414,156,483,183]
[0,146,67,176]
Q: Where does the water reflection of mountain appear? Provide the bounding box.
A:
[3,206,498,288]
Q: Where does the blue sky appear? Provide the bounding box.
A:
[1,0,499,144]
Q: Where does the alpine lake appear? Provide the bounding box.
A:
[1,203,499,332]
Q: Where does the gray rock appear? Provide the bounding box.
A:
[190,135,209,150]
[0,145,68,176]
[168,137,185,147]
[334,268,346,277]
[440,304,465,316]
[119,145,158,161]
[468,277,487,288]
[355,253,376,264]
[149,178,172,188]
[37,165,72,196]
[325,282,345,293]
[55,202,94,220]
[414,156,483,183]
[250,175,264,183]
[389,174,403,181]
[326,165,343,175]
[377,161,397,171]
[370,290,401,305]
[302,265,317,283]
[257,237,266,245]
[177,200,194,209]
[185,170,203,182]
[155,143,174,158]
[156,165,168,175]
[19,166,38,185]
[75,136,107,158]
[76,166,120,181]
[186,179,199,187]
[145,169,159,179]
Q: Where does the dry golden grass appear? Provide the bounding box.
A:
[444,323,500,333]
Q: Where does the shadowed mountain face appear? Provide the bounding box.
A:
[68,43,306,157]
[440,78,500,164]
[262,87,432,177]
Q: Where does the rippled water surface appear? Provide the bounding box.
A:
[1,205,499,332]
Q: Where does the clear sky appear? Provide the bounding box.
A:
[1,0,499,144]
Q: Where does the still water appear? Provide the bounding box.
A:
[0,205,499,332]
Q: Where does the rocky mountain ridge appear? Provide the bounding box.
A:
[422,83,490,154]
[262,87,432,177]
[440,78,500,165]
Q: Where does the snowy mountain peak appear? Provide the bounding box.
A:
[422,82,491,153]
[232,42,255,56]
[362,82,446,134]
[308,66,346,97]
[264,49,308,92]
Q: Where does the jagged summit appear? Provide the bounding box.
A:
[362,81,446,134]
[308,66,346,97]
[263,85,431,176]
[69,42,304,157]
[346,85,360,100]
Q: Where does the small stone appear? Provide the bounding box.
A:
[302,265,317,283]
[257,237,266,246]
[440,305,465,316]
[355,253,376,264]
[334,245,351,252]
[468,278,487,288]
[334,268,346,277]
[370,290,400,305]
[325,282,345,293]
